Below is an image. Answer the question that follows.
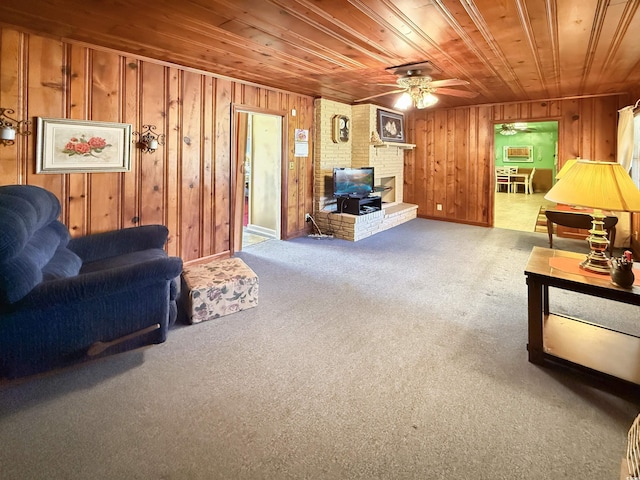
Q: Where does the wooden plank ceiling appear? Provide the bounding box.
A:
[1,0,639,109]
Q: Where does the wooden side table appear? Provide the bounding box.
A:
[544,209,617,255]
[524,247,640,387]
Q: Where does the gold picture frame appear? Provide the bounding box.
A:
[36,117,132,174]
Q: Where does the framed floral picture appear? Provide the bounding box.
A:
[36,118,132,173]
[376,109,405,143]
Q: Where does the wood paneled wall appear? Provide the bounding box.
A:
[404,96,623,227]
[0,28,313,262]
[2,26,635,259]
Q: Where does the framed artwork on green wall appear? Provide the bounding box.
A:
[503,145,533,162]
[494,120,558,168]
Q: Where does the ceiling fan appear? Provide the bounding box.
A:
[498,122,536,135]
[354,61,478,109]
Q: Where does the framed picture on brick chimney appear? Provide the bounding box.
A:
[377,109,404,143]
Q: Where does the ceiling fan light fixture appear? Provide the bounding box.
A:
[498,123,519,135]
[354,65,476,107]
[416,92,438,109]
[394,92,412,110]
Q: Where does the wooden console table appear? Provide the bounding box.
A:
[525,247,640,387]
[545,208,617,255]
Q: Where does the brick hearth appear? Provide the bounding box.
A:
[314,203,417,241]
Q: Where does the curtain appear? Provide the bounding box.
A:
[618,105,634,172]
[613,105,635,247]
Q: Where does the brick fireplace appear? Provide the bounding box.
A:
[377,176,396,203]
[312,99,417,241]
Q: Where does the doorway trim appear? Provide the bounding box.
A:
[231,104,289,253]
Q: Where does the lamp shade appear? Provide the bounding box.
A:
[395,90,439,110]
[394,92,412,110]
[544,160,640,211]
[555,158,578,179]
[416,92,438,109]
[0,126,16,141]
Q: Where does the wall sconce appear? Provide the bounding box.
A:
[0,108,31,146]
[133,124,165,153]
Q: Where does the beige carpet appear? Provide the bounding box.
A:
[1,219,636,480]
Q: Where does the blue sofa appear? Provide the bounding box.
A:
[0,185,183,380]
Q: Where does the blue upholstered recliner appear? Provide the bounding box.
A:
[0,184,183,380]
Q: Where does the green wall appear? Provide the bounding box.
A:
[494,121,558,173]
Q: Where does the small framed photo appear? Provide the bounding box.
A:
[377,109,405,143]
[36,117,132,174]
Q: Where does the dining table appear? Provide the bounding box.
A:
[509,172,530,193]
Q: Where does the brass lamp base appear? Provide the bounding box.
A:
[579,210,610,275]
[580,252,611,274]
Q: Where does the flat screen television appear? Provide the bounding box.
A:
[333,167,374,198]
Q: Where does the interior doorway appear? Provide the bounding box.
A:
[493,120,559,233]
[234,110,284,251]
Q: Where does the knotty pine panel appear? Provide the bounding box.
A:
[579,99,595,160]
[25,35,64,197]
[200,75,215,257]
[559,99,581,165]
[122,58,141,233]
[411,115,428,215]
[593,98,617,160]
[405,96,620,226]
[66,44,91,237]
[165,67,182,258]
[265,90,280,112]
[292,94,314,237]
[445,111,457,218]
[0,26,314,262]
[0,29,22,185]
[454,108,470,221]
[88,49,124,234]
[476,106,493,224]
[284,106,297,237]
[139,61,168,227]
[431,110,447,218]
[180,70,205,260]
[213,78,232,254]
[240,84,260,108]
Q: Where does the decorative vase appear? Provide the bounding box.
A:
[610,262,635,289]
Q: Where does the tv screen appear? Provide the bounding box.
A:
[333,167,374,198]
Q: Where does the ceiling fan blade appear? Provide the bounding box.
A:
[354,89,405,102]
[428,78,470,88]
[434,87,479,98]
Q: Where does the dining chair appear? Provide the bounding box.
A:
[512,167,535,194]
[495,167,511,192]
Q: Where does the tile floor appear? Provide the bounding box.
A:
[494,191,555,232]
[242,229,271,247]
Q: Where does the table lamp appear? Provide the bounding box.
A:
[555,158,578,179]
[544,160,640,274]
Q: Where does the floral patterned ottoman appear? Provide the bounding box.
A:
[181,257,259,324]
